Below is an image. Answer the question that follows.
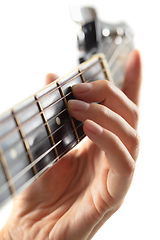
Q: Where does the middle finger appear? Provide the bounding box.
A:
[68,99,139,160]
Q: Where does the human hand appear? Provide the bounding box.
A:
[0,49,142,240]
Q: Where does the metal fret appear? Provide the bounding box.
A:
[99,55,113,83]
[35,95,59,161]
[0,146,16,196]
[12,110,38,176]
[78,68,85,83]
[79,57,106,82]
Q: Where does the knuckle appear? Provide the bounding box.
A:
[124,161,136,181]
[133,130,140,148]
[103,79,114,92]
[131,106,140,128]
[127,159,136,176]
[99,104,109,117]
[129,130,140,160]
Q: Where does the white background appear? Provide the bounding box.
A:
[0,1,160,239]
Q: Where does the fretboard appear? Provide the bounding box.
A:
[0,54,113,207]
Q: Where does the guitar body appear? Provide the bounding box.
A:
[0,6,133,208]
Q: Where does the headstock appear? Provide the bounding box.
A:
[70,5,134,88]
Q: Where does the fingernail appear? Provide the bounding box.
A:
[84,120,103,135]
[72,83,93,93]
[68,99,89,111]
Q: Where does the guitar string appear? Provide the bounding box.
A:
[0,34,131,144]
[0,34,132,197]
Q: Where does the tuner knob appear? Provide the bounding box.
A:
[69,5,97,25]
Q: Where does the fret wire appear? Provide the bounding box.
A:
[35,95,59,160]
[0,146,16,195]
[0,59,104,144]
[78,68,85,83]
[100,55,113,83]
[0,121,84,194]
[12,110,38,176]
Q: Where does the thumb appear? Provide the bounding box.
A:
[45,73,59,86]
[122,49,142,106]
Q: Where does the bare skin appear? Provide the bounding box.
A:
[0,49,142,240]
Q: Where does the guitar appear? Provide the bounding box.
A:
[0,6,133,208]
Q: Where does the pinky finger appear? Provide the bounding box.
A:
[83,119,136,201]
